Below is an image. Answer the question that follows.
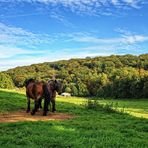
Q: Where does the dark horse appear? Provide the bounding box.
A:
[25,78,44,115]
[43,80,62,116]
[25,78,62,116]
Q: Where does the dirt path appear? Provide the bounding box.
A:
[0,110,75,123]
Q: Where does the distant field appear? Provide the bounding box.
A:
[0,89,148,147]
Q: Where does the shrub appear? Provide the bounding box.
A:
[85,99,124,113]
[0,73,14,89]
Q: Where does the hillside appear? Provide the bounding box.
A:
[1,54,148,98]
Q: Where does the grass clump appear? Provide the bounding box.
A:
[85,99,125,113]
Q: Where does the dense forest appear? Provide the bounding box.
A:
[0,54,148,98]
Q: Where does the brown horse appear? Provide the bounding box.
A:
[43,80,63,116]
[25,78,44,115]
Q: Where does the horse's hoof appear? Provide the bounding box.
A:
[43,112,47,116]
[31,111,35,115]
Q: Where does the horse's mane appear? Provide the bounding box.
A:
[25,78,35,87]
[48,79,56,84]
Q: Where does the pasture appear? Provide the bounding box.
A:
[0,89,148,147]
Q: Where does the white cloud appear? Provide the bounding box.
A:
[71,34,148,44]
[115,28,148,43]
[0,45,44,59]
[122,0,140,8]
[0,0,146,16]
[111,0,118,5]
[0,22,53,47]
[0,22,56,62]
[0,56,49,71]
[123,35,148,44]
[50,11,74,27]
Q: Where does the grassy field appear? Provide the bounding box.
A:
[0,89,148,147]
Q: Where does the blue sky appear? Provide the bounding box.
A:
[0,0,148,71]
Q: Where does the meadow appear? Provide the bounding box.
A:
[0,89,148,148]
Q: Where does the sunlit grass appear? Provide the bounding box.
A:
[57,96,148,118]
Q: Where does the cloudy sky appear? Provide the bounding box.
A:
[0,0,148,71]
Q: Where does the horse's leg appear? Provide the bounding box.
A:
[51,98,56,112]
[39,98,42,109]
[26,97,30,113]
[43,97,50,116]
[36,99,42,111]
[31,100,39,115]
[43,97,49,116]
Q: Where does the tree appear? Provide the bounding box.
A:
[77,81,89,97]
[69,83,78,96]
[0,73,14,89]
[13,75,27,87]
[65,86,71,93]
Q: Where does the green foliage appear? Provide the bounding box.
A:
[77,81,89,96]
[0,73,14,89]
[65,86,71,93]
[13,75,27,87]
[69,83,78,96]
[2,54,148,98]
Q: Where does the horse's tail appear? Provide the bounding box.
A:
[33,83,44,100]
[31,84,38,100]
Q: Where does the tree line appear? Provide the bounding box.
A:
[0,54,148,98]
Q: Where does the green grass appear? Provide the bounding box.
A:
[0,89,148,148]
[0,90,26,113]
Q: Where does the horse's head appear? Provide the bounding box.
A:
[48,79,63,95]
[24,78,35,87]
[54,80,63,95]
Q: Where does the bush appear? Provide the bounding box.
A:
[85,99,124,113]
[0,73,14,89]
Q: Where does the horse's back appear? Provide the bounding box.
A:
[26,82,44,100]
